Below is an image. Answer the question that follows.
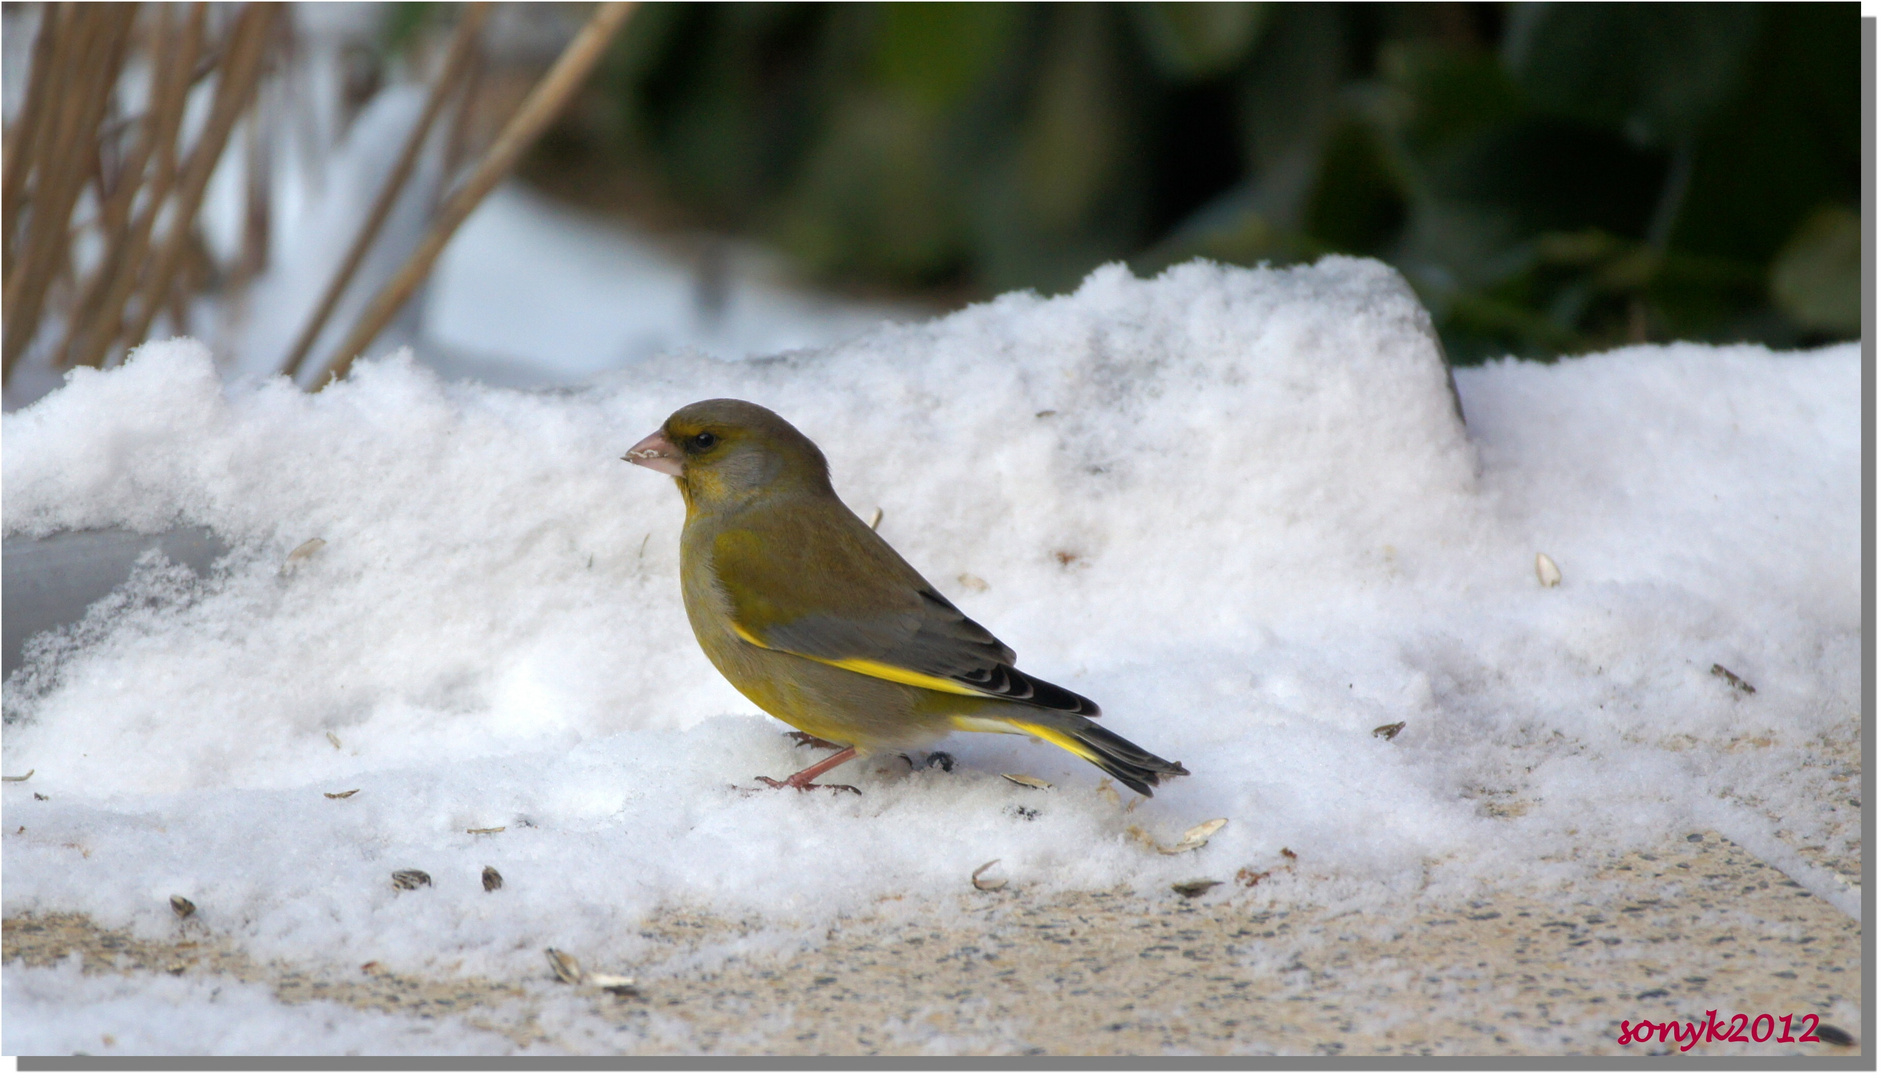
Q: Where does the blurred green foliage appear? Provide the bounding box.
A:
[555,1,1859,362]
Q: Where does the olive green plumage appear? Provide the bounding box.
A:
[629,398,1188,797]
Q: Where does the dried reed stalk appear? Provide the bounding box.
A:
[2,3,70,270]
[115,2,277,361]
[57,4,180,367]
[2,3,138,379]
[313,1,637,386]
[62,2,206,372]
[279,2,493,380]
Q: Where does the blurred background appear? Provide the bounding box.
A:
[0,2,1862,408]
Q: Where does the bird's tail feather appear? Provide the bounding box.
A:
[1004,717,1189,798]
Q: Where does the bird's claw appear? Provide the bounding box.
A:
[898,751,956,772]
[754,775,861,795]
[785,732,845,750]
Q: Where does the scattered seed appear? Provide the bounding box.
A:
[868,508,883,531]
[1002,773,1053,790]
[280,538,327,576]
[1709,664,1756,695]
[1815,1024,1855,1047]
[1372,722,1406,741]
[169,895,196,919]
[1172,879,1222,898]
[326,732,341,750]
[482,866,503,892]
[590,974,639,996]
[324,789,359,800]
[1235,867,1272,887]
[1133,818,1229,855]
[467,826,505,835]
[546,948,584,985]
[957,573,989,592]
[3,769,34,782]
[971,859,1007,892]
[1095,778,1121,806]
[1280,847,1297,861]
[1035,409,1057,418]
[1535,552,1562,587]
[1176,818,1228,850]
[360,960,383,975]
[33,793,47,801]
[391,869,432,891]
[1053,550,1080,567]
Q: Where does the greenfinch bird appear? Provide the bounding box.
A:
[625,398,1188,797]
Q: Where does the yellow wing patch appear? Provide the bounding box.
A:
[819,657,1003,698]
[729,616,1004,699]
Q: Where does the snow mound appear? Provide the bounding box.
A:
[2,257,1858,983]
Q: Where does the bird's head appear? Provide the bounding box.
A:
[624,398,832,511]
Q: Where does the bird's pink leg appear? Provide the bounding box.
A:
[757,745,861,794]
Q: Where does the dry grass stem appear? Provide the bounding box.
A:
[2,3,70,269]
[280,2,493,380]
[314,1,637,386]
[116,2,277,359]
[63,2,207,372]
[2,4,138,378]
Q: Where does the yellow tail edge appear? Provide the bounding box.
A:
[949,714,1103,765]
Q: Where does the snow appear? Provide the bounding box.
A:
[1,255,1859,1054]
[3,956,519,1056]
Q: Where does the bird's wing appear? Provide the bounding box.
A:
[708,504,1098,716]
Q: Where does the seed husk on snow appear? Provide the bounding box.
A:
[324,789,359,799]
[543,948,638,993]
[280,538,327,576]
[467,826,505,835]
[1710,664,1756,695]
[1372,722,1406,741]
[589,973,639,996]
[546,948,583,985]
[1535,552,1562,587]
[169,895,196,919]
[482,866,503,892]
[3,769,35,782]
[971,859,1008,891]
[1131,817,1228,855]
[868,508,883,531]
[391,869,432,891]
[1001,773,1053,790]
[1172,879,1222,898]
[326,732,341,750]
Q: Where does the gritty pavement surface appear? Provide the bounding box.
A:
[1,830,1862,1058]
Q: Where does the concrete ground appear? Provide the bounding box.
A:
[2,829,1862,1058]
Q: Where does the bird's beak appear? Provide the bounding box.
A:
[623,429,684,476]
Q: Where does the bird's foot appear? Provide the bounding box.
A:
[754,775,862,795]
[754,744,860,794]
[785,731,846,751]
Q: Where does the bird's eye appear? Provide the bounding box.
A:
[689,432,718,451]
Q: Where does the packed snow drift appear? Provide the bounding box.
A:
[2,258,1858,999]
